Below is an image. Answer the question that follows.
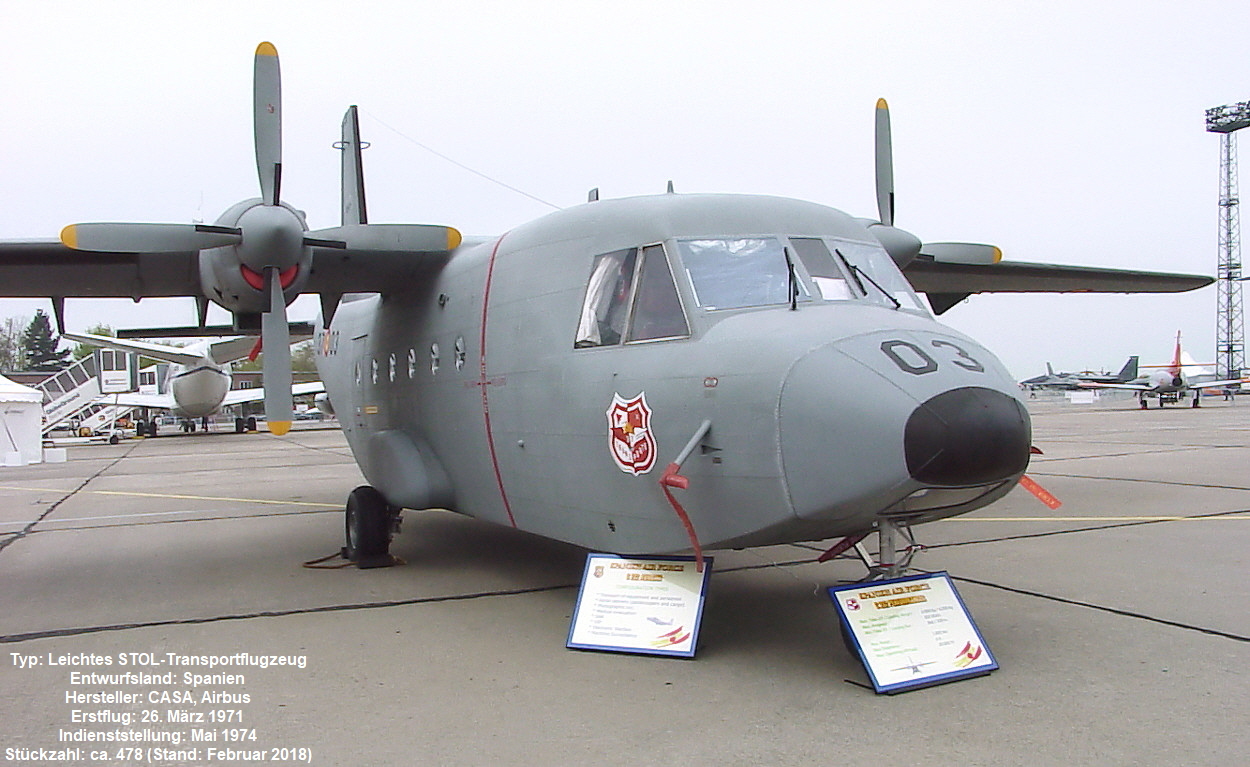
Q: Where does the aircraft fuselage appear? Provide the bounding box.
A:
[166,359,233,418]
[316,194,1032,555]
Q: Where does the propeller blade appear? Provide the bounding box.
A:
[875,98,895,226]
[920,242,1003,265]
[261,266,293,435]
[61,223,241,252]
[254,42,282,206]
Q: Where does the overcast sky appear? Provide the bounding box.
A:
[3,1,1247,377]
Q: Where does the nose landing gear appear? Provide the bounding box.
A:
[819,515,923,581]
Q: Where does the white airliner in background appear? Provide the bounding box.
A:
[64,332,324,434]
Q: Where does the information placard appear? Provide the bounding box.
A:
[828,571,996,694]
[567,554,712,658]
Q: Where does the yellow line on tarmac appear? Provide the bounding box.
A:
[89,490,331,507]
[1,485,335,508]
[955,515,1250,522]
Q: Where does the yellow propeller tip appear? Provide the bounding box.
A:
[268,421,291,436]
[256,41,278,57]
[876,98,889,110]
[60,225,78,249]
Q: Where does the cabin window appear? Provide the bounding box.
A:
[408,348,417,378]
[576,245,690,348]
[677,237,809,310]
[789,238,852,300]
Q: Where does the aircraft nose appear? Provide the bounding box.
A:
[904,387,1031,486]
[779,335,1032,525]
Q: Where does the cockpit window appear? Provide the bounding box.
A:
[832,239,929,314]
[789,238,852,300]
[627,244,690,342]
[575,245,689,348]
[576,248,637,347]
[677,237,809,310]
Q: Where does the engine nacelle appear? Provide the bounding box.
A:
[197,199,312,315]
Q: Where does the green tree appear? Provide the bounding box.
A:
[0,315,29,371]
[22,310,71,372]
[233,339,317,372]
[71,324,115,361]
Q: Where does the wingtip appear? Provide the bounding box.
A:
[268,421,291,436]
[256,41,278,57]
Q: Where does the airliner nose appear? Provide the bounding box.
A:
[904,387,1030,486]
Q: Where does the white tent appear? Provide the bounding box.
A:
[0,375,43,465]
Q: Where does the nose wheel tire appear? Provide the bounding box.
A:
[344,485,399,569]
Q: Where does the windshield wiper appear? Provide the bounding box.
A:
[783,246,799,311]
[835,249,901,309]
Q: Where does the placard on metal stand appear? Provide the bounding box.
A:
[829,571,996,694]
[567,553,712,658]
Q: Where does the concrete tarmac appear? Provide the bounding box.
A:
[1,402,1246,766]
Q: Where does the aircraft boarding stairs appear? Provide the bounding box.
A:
[36,351,137,436]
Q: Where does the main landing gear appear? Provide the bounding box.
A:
[343,485,402,568]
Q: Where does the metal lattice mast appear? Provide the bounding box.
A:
[1206,102,1250,381]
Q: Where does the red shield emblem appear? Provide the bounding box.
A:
[607,392,658,475]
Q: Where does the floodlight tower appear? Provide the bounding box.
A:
[1206,101,1250,382]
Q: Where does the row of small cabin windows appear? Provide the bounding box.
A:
[574,237,869,349]
[354,339,468,384]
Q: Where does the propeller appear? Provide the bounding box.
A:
[874,98,894,227]
[251,41,295,433]
[59,42,308,434]
[254,41,282,207]
[57,42,463,435]
[262,267,293,436]
[866,99,1000,268]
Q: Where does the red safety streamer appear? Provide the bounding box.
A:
[659,462,704,572]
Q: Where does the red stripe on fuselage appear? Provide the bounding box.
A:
[479,234,517,528]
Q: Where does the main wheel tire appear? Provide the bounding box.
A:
[344,485,396,567]
[246,416,257,432]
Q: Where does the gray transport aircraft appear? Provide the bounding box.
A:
[62,332,323,434]
[0,43,1213,571]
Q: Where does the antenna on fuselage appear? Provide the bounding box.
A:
[588,188,599,202]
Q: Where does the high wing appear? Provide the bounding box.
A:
[902,257,1214,315]
[0,236,453,304]
[0,240,200,299]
